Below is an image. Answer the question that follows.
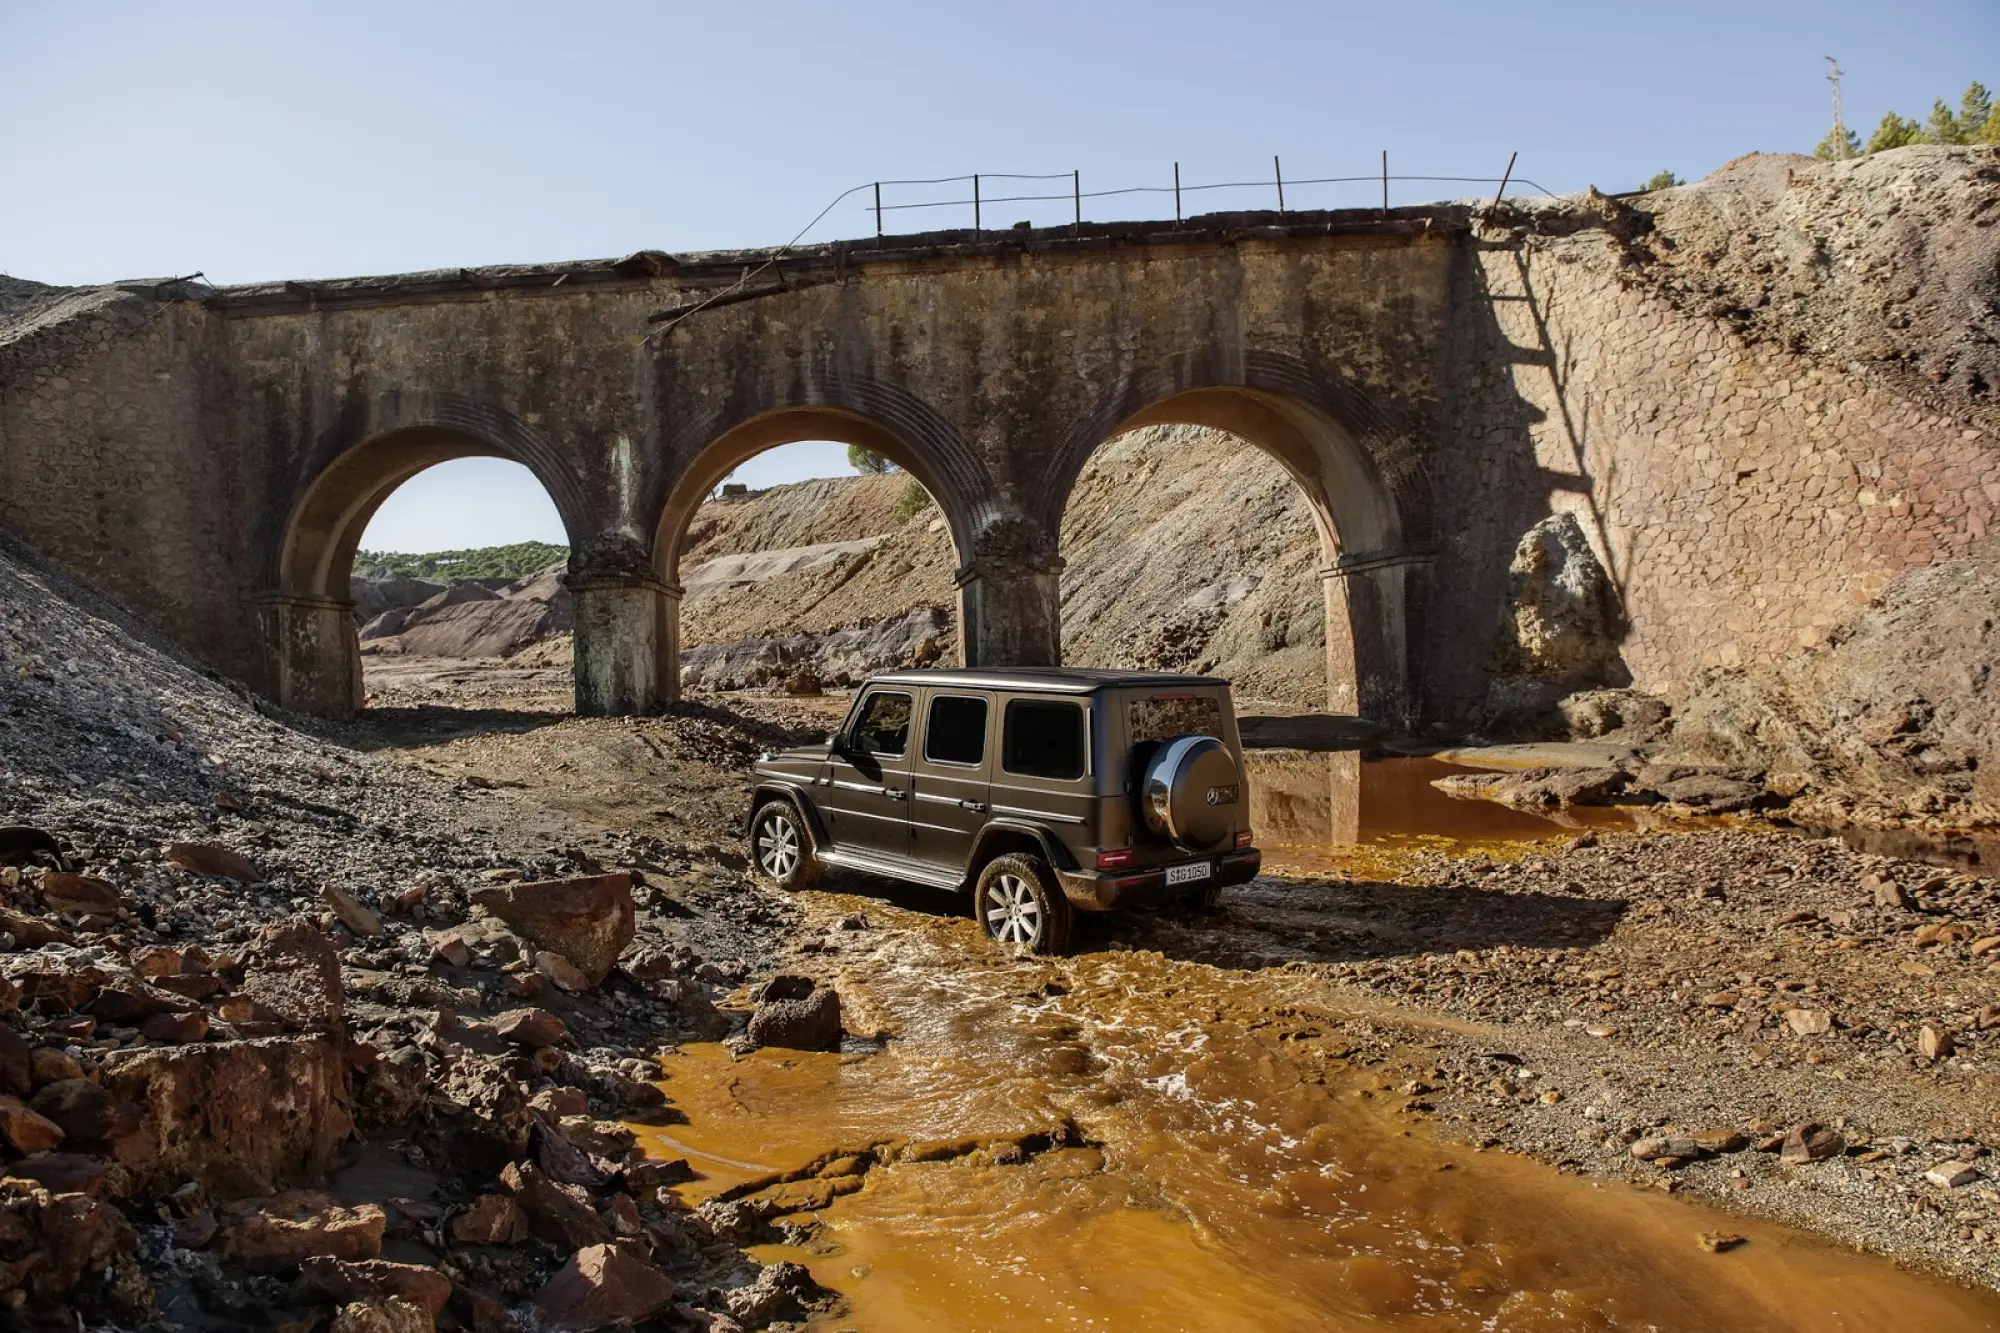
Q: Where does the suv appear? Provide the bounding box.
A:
[744,668,1261,953]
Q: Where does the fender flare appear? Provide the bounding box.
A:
[747,782,829,849]
[966,819,1078,881]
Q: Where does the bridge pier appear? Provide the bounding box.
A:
[1321,552,1424,726]
[955,550,1064,670]
[259,593,363,717]
[570,573,672,716]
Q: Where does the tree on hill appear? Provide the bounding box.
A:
[1642,170,1683,191]
[1865,112,1923,154]
[847,445,897,474]
[1834,80,1996,155]
[353,541,569,582]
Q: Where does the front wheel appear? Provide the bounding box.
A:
[750,800,821,892]
[974,854,1073,955]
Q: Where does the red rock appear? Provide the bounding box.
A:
[527,1087,589,1118]
[534,951,590,993]
[321,884,384,937]
[0,1094,64,1152]
[494,1008,569,1049]
[38,872,123,917]
[141,1010,210,1044]
[329,1297,432,1333]
[22,1190,139,1305]
[1780,1123,1846,1163]
[470,874,635,987]
[218,1190,386,1273]
[85,976,200,1024]
[393,885,427,913]
[30,1078,138,1144]
[239,919,344,1033]
[164,842,263,884]
[499,1160,611,1250]
[431,932,472,967]
[4,1151,113,1195]
[303,1256,452,1318]
[0,1027,29,1096]
[0,906,69,948]
[45,1015,96,1041]
[450,1193,527,1245]
[29,1046,83,1086]
[533,1243,675,1331]
[101,1035,350,1199]
[173,1209,219,1248]
[152,972,226,1000]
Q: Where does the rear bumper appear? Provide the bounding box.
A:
[1056,848,1261,911]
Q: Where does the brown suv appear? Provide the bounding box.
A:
[744,668,1260,953]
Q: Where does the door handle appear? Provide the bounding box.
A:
[961,800,988,813]
[885,788,909,801]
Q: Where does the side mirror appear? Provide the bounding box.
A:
[825,732,843,751]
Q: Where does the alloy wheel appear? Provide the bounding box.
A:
[984,874,1043,946]
[756,813,799,880]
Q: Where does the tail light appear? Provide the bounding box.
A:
[1234,830,1254,848]
[1095,848,1134,869]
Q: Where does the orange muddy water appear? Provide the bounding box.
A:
[637,904,2000,1332]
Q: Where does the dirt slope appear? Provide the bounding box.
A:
[667,426,1324,702]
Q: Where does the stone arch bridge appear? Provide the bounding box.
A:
[0,205,1593,728]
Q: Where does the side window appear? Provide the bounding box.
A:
[1002,699,1086,781]
[924,694,989,766]
[850,691,912,756]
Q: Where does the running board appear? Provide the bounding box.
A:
[815,847,964,891]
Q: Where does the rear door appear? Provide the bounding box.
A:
[820,687,915,859]
[991,692,1094,850]
[907,689,994,872]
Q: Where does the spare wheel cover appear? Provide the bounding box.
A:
[1141,735,1240,850]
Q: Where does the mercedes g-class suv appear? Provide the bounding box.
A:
[744,668,1260,953]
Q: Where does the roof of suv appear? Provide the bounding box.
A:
[863,667,1230,695]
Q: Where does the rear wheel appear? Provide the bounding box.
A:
[750,799,821,892]
[974,854,1073,955]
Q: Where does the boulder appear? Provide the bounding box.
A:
[29,1078,138,1145]
[450,1193,528,1246]
[746,976,842,1052]
[322,884,384,937]
[5,1151,112,1195]
[37,872,123,918]
[500,1160,611,1250]
[239,918,345,1032]
[100,1035,349,1199]
[470,874,635,987]
[494,1008,569,1049]
[303,1256,453,1318]
[0,1094,63,1152]
[1653,774,1765,813]
[164,842,262,884]
[140,1010,210,1044]
[421,1058,532,1176]
[1491,511,1623,679]
[217,1190,386,1273]
[352,1044,429,1133]
[534,1243,675,1331]
[0,1027,29,1096]
[329,1299,434,1333]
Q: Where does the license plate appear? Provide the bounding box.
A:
[1165,861,1213,886]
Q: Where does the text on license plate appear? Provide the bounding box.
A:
[1165,861,1213,886]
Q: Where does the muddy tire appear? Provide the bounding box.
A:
[974,854,1073,955]
[750,799,821,892]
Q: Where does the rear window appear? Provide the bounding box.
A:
[1002,699,1086,781]
[1128,694,1225,747]
[924,694,989,766]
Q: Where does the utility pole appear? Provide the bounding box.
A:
[1826,56,1852,158]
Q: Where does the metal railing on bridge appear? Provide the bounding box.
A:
[650,152,1547,336]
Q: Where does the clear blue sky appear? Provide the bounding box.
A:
[5,0,1993,551]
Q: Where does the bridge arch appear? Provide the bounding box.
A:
[650,398,987,701]
[1039,354,1424,722]
[263,395,591,716]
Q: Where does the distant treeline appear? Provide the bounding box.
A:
[355,541,569,582]
[1818,80,1998,159]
